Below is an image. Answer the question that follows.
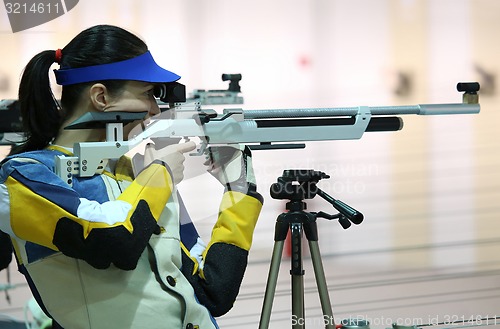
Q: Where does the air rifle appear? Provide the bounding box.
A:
[54,76,480,186]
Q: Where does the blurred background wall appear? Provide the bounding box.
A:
[1,0,500,325]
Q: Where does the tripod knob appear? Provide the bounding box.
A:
[338,216,352,229]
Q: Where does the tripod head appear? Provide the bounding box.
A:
[270,169,327,201]
[270,169,364,229]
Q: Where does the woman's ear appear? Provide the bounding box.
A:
[89,83,109,111]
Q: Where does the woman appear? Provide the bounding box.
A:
[0,25,263,329]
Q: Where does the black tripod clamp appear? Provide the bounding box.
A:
[274,205,319,277]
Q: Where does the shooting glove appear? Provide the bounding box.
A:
[205,144,256,193]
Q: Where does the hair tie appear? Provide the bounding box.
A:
[55,49,62,64]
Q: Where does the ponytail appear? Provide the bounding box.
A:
[10,50,61,155]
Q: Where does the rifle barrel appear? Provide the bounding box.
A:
[243,103,479,119]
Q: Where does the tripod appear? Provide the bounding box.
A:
[258,170,364,329]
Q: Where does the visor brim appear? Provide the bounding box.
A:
[54,51,180,86]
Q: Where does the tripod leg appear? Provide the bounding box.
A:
[259,240,285,329]
[309,240,335,329]
[290,223,305,328]
[291,275,305,329]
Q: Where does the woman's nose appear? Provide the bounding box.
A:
[150,100,160,115]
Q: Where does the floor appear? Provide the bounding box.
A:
[216,236,500,329]
[1,100,500,329]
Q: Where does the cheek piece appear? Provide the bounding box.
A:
[53,51,181,86]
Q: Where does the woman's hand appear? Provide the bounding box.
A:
[134,141,197,185]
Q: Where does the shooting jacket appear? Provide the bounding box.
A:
[0,146,263,329]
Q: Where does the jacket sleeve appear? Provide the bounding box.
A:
[2,159,173,270]
[181,185,263,317]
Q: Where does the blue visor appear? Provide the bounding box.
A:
[54,51,180,86]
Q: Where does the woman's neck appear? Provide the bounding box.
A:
[53,128,104,148]
[53,106,105,148]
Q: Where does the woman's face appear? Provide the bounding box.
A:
[104,80,161,139]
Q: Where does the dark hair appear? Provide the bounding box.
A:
[10,25,148,155]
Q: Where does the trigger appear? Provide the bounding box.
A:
[190,142,207,156]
